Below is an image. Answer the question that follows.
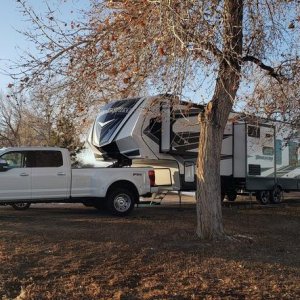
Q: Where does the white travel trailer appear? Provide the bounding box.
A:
[87,95,300,204]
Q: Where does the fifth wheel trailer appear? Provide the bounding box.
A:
[87,95,300,204]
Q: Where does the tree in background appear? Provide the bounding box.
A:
[0,84,84,152]
[51,116,82,157]
[9,0,300,239]
[0,89,25,146]
[28,82,84,154]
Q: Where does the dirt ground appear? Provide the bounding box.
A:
[0,194,299,300]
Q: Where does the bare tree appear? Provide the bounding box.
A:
[9,0,300,239]
[0,88,26,146]
[0,83,85,151]
[245,60,300,127]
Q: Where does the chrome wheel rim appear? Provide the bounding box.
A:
[113,194,131,212]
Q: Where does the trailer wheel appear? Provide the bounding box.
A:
[11,202,31,210]
[106,188,135,216]
[270,186,282,204]
[256,191,270,205]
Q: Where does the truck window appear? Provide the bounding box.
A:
[28,151,63,168]
[0,152,24,168]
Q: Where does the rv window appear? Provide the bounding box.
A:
[248,126,260,138]
[262,147,274,156]
[96,98,140,145]
[248,164,261,176]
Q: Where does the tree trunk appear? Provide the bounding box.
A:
[195,0,243,239]
[196,115,224,239]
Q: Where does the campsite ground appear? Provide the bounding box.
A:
[0,194,299,299]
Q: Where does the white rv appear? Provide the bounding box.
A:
[87,95,300,204]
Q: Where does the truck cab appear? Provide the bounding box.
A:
[0,148,70,201]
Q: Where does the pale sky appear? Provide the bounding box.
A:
[0,0,88,92]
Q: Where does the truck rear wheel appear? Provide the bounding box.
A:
[11,202,31,210]
[256,191,270,205]
[106,188,135,216]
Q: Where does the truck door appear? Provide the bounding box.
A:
[0,151,31,201]
[30,150,70,199]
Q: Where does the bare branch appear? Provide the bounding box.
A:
[242,55,282,81]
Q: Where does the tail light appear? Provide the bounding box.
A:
[148,170,155,187]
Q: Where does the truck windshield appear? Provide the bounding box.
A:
[93,98,140,146]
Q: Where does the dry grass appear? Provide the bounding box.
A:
[0,194,299,299]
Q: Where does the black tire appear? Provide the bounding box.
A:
[106,188,136,216]
[270,186,282,204]
[226,191,237,202]
[256,191,270,205]
[11,202,31,210]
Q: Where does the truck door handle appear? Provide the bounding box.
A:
[57,172,66,176]
[20,173,29,176]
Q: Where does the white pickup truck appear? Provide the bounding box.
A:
[0,147,157,216]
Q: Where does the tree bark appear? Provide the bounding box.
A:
[196,112,224,239]
[196,0,243,239]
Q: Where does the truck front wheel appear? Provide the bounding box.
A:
[106,188,135,216]
[11,202,31,210]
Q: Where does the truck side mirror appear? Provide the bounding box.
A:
[0,159,8,172]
